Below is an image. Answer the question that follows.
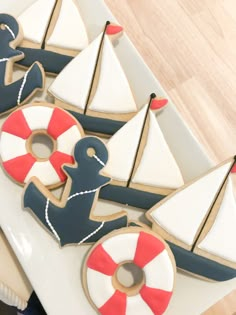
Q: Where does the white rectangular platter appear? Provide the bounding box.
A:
[0,0,235,314]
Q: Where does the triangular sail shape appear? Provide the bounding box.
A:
[18,0,56,44]
[46,0,89,51]
[150,161,232,246]
[104,106,147,182]
[48,34,102,110]
[131,110,184,189]
[88,35,137,114]
[198,179,236,262]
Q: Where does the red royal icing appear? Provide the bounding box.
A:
[49,151,74,182]
[2,109,32,139]
[150,98,168,110]
[87,244,118,276]
[134,232,165,268]
[231,163,236,173]
[140,285,172,315]
[106,25,123,35]
[99,291,126,315]
[3,154,36,183]
[47,108,77,139]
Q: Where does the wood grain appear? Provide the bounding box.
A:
[104,0,236,313]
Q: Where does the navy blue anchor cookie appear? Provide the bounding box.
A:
[24,137,128,246]
[0,14,44,115]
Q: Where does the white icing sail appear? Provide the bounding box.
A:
[104,106,147,182]
[198,179,236,263]
[46,0,89,51]
[132,110,184,189]
[49,34,102,110]
[18,0,56,44]
[89,35,137,114]
[150,162,232,246]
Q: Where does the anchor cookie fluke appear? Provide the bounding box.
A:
[23,137,128,246]
[0,13,45,115]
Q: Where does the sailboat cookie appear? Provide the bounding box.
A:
[99,94,183,209]
[16,0,89,74]
[146,157,236,281]
[48,21,146,134]
[23,137,128,246]
[0,14,44,115]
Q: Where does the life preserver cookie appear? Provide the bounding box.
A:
[84,227,175,315]
[0,103,84,187]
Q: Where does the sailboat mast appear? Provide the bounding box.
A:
[83,21,110,115]
[41,0,58,49]
[192,156,236,250]
[127,93,156,187]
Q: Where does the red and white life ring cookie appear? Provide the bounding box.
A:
[84,228,175,315]
[0,103,84,187]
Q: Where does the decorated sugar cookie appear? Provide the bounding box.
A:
[83,227,175,315]
[49,22,168,135]
[0,14,44,115]
[146,157,236,281]
[16,0,89,74]
[99,94,183,209]
[0,103,84,188]
[23,137,128,246]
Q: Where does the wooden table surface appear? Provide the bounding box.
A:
[105,0,236,314]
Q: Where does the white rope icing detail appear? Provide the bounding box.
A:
[67,188,98,201]
[4,24,16,39]
[17,68,30,105]
[45,198,61,242]
[78,221,105,245]
[0,58,9,62]
[0,281,27,311]
[93,154,105,166]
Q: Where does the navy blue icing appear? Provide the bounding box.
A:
[17,47,73,74]
[0,14,44,114]
[99,184,165,209]
[19,291,46,315]
[24,137,128,246]
[168,242,236,281]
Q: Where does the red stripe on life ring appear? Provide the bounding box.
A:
[140,285,172,315]
[49,151,74,182]
[3,154,36,183]
[134,232,165,268]
[87,244,118,276]
[47,108,77,139]
[2,109,32,139]
[99,290,126,315]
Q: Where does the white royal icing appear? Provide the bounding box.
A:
[198,179,236,263]
[86,268,115,308]
[104,106,147,182]
[89,35,137,114]
[24,160,60,185]
[18,0,56,44]
[102,233,139,264]
[143,250,174,292]
[0,133,27,162]
[46,0,89,51]
[49,34,102,109]
[57,125,82,155]
[151,162,232,246]
[22,106,54,131]
[132,111,184,189]
[126,295,153,315]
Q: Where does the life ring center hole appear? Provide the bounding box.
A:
[0,24,6,30]
[31,133,55,159]
[114,262,145,295]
